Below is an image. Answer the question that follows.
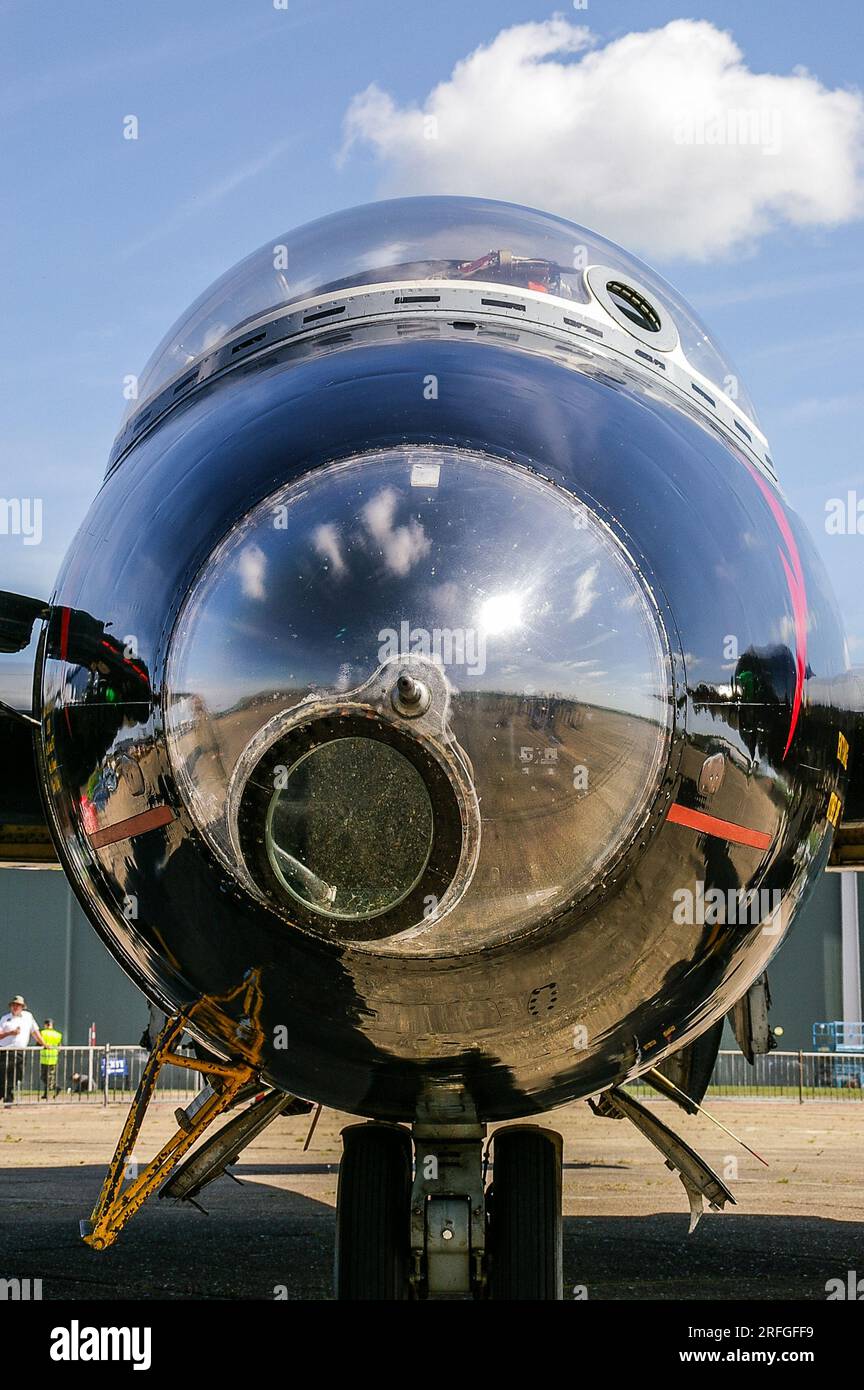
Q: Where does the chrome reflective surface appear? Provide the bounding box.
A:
[36,206,855,1121]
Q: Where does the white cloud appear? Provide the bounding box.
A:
[362,487,431,576]
[313,522,347,576]
[237,544,267,600]
[571,563,599,621]
[341,18,864,260]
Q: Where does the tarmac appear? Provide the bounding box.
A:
[1,1097,862,1300]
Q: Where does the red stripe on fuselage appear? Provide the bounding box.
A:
[88,805,174,849]
[744,463,808,760]
[59,605,70,663]
[667,802,772,850]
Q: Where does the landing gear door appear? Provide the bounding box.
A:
[655,1018,724,1106]
[729,972,775,1064]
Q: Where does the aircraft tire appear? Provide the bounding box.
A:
[334,1123,412,1300]
[487,1127,563,1300]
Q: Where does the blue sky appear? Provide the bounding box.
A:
[1,0,862,667]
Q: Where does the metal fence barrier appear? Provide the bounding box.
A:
[714,1049,864,1099]
[630,1049,864,1102]
[1,1045,202,1106]
[3,1046,864,1107]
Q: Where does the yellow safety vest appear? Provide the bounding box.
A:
[40,1028,62,1065]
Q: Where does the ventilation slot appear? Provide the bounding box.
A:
[564,318,603,338]
[690,382,716,408]
[480,297,525,311]
[231,330,267,355]
[394,295,440,305]
[172,371,198,397]
[302,305,346,324]
[635,348,666,369]
[733,420,752,443]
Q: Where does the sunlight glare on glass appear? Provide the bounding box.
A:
[477,591,524,637]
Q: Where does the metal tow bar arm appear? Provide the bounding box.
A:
[80,1013,255,1250]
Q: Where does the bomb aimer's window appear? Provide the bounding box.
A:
[265,737,433,920]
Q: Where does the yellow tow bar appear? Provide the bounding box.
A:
[81,1013,255,1251]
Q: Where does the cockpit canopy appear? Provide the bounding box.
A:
[122,195,758,428]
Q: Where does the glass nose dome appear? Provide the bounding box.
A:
[123,196,758,428]
[164,447,674,956]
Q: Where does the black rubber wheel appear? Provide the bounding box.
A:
[487,1127,563,1300]
[334,1123,413,1300]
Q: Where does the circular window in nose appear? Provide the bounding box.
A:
[265,736,433,920]
[235,711,468,942]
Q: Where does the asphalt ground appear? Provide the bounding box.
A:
[1,1097,862,1301]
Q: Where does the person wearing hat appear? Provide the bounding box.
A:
[40,1018,63,1100]
[0,996,44,1105]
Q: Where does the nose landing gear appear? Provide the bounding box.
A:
[334,1119,564,1300]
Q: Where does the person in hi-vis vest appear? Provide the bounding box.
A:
[40,1019,62,1099]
